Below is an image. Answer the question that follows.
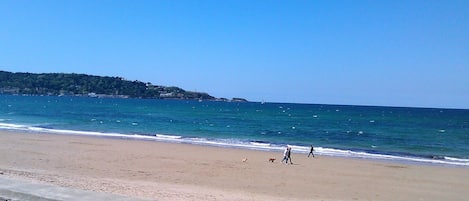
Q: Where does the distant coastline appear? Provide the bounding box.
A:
[0,70,247,102]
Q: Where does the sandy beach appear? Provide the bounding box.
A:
[0,131,468,201]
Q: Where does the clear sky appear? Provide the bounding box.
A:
[1,1,468,109]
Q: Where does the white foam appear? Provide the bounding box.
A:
[156,134,182,139]
[250,142,271,147]
[287,145,310,152]
[312,147,469,166]
[0,123,25,129]
[444,157,469,162]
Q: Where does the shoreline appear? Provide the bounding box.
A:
[1,130,469,200]
[1,124,468,167]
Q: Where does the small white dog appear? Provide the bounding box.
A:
[242,158,248,162]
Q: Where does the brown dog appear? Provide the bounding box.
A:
[268,157,276,162]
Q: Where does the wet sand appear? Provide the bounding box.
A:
[1,131,468,201]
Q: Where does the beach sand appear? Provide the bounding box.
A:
[0,131,468,201]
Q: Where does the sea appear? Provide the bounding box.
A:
[1,95,468,167]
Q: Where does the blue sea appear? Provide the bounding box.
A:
[1,95,468,166]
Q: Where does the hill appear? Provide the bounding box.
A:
[0,71,215,100]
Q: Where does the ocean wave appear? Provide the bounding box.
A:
[0,122,468,167]
[250,141,271,147]
[155,134,182,139]
[0,122,26,129]
[444,157,469,162]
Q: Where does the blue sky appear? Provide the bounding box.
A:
[1,1,468,109]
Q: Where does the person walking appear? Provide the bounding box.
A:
[308,145,315,158]
[281,146,289,164]
[287,146,293,164]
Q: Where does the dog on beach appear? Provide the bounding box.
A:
[242,158,248,162]
[268,157,276,162]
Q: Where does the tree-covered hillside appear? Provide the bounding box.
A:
[0,71,215,100]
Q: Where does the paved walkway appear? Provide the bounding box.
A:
[0,177,151,201]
